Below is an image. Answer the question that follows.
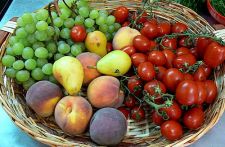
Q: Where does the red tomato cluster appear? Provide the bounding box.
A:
[112,6,224,141]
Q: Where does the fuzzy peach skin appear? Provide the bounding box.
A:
[25,81,63,117]
[87,76,124,108]
[54,96,93,135]
[76,52,101,85]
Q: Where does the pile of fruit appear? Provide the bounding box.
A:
[1,0,225,145]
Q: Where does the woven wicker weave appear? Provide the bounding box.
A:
[0,0,225,146]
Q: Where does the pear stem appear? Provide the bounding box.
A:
[87,65,97,69]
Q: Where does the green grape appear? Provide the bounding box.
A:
[35,47,49,58]
[49,75,58,84]
[76,0,88,8]
[19,38,31,47]
[106,15,116,25]
[79,7,90,18]
[48,53,53,59]
[42,63,53,75]
[54,27,60,37]
[46,41,57,53]
[60,28,70,39]
[54,53,64,60]
[24,23,36,34]
[64,18,75,28]
[25,59,37,70]
[21,13,34,24]
[96,16,106,26]
[74,15,85,25]
[58,40,66,45]
[32,42,45,50]
[51,11,58,19]
[67,53,74,57]
[13,60,24,70]
[108,25,115,33]
[16,70,30,82]
[77,42,86,51]
[8,36,18,45]
[37,58,48,67]
[47,26,55,37]
[58,43,70,54]
[31,13,38,24]
[35,30,47,41]
[114,23,121,31]
[12,42,24,55]
[31,68,44,80]
[22,47,34,59]
[16,27,28,38]
[59,0,73,8]
[99,10,108,17]
[22,78,35,90]
[99,24,108,33]
[36,9,49,21]
[89,10,99,19]
[53,17,64,27]
[112,32,116,38]
[6,47,15,56]
[43,75,49,80]
[71,44,83,56]
[105,32,112,41]
[86,27,95,33]
[36,21,48,31]
[60,8,72,19]
[84,18,95,28]
[27,34,37,44]
[5,67,17,78]
[2,55,15,67]
[66,39,74,46]
[17,17,25,27]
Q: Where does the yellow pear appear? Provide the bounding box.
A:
[53,56,84,95]
[97,50,131,76]
[85,31,107,57]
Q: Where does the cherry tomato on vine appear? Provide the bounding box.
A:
[131,106,145,122]
[196,37,213,58]
[144,18,158,26]
[175,80,198,105]
[162,49,176,68]
[161,101,182,120]
[172,22,188,33]
[155,66,167,81]
[160,120,183,141]
[124,95,137,108]
[183,73,194,81]
[131,53,148,67]
[132,11,148,24]
[183,107,204,130]
[204,80,218,104]
[128,75,143,96]
[176,47,191,56]
[121,45,136,56]
[195,81,207,105]
[106,42,113,52]
[193,67,207,81]
[113,6,129,23]
[148,50,166,66]
[144,80,166,101]
[157,21,171,36]
[70,25,87,42]
[118,106,130,119]
[163,68,184,92]
[161,37,177,50]
[122,21,130,27]
[137,62,156,81]
[133,35,152,52]
[200,64,212,78]
[152,111,164,126]
[190,47,199,59]
[141,23,158,39]
[173,53,196,69]
[178,37,193,48]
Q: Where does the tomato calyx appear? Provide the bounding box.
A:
[180,61,204,74]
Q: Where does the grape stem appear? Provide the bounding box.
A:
[48,2,58,42]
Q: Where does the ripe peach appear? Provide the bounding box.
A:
[25,81,63,117]
[54,96,93,135]
[76,52,101,85]
[87,76,124,108]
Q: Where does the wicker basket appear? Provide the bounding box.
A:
[0,0,225,146]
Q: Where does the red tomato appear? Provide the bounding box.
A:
[128,75,143,96]
[161,101,182,120]
[173,53,196,69]
[148,50,166,66]
[138,62,156,81]
[131,53,148,67]
[161,38,177,50]
[124,96,137,108]
[144,18,158,26]
[163,68,184,92]
[200,64,212,78]
[196,37,213,58]
[141,23,158,39]
[183,107,204,130]
[193,67,207,81]
[70,25,87,42]
[203,42,225,68]
[161,120,183,141]
[149,40,157,50]
[122,21,130,27]
[131,106,145,122]
[121,45,136,56]
[172,22,188,33]
[155,66,167,81]
[162,49,176,68]
[190,47,199,59]
[179,37,193,48]
[133,35,151,52]
[106,42,113,52]
[195,81,207,104]
[152,111,164,126]
[205,80,218,104]
[157,21,171,36]
[175,80,198,105]
[118,106,130,119]
[113,6,129,23]
[176,47,191,56]
[183,73,194,80]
